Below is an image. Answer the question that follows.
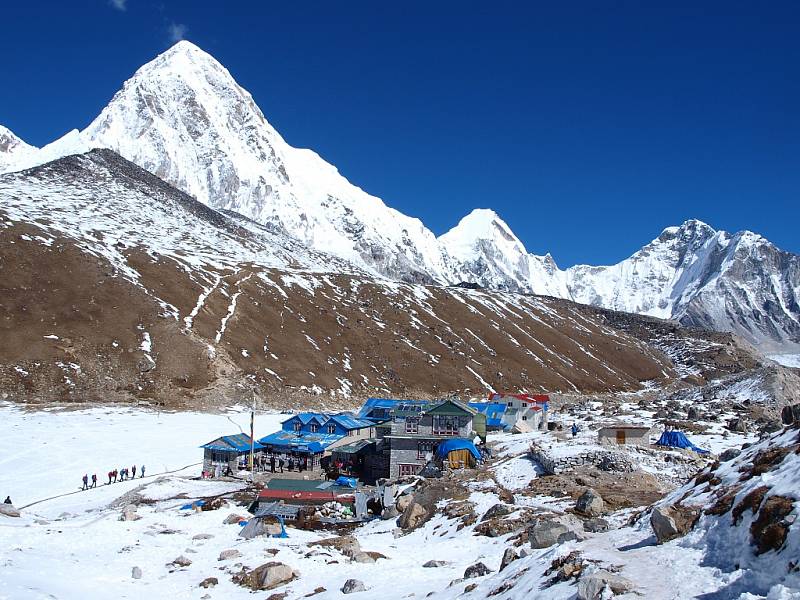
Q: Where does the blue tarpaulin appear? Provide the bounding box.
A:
[656,430,709,454]
[335,476,358,488]
[435,438,482,461]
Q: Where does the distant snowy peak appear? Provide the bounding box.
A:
[0,125,36,171]
[80,40,449,284]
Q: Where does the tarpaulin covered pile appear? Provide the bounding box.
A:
[656,430,709,454]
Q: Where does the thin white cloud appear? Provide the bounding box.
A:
[109,0,127,11]
[168,22,188,43]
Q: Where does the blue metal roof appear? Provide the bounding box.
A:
[201,433,264,452]
[328,413,374,431]
[468,402,508,428]
[258,430,344,453]
[357,398,432,420]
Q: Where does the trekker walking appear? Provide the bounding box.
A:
[270,455,276,473]
[91,474,97,488]
[132,465,137,478]
[107,471,113,485]
[278,456,284,473]
[81,474,89,491]
[571,423,579,438]
[140,465,145,478]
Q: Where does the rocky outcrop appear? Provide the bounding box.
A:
[528,515,583,548]
[341,579,367,594]
[397,502,429,531]
[576,569,635,600]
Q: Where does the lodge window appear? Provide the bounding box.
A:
[327,424,336,434]
[522,416,527,421]
[417,441,433,459]
[293,422,301,432]
[432,415,459,436]
[507,401,513,407]
[310,424,318,433]
[399,463,419,477]
[405,417,420,434]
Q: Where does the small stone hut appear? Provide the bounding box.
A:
[597,424,651,447]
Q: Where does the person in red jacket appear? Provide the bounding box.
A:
[81,474,88,491]
[112,469,118,483]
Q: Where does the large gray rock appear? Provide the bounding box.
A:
[575,489,604,516]
[577,570,635,599]
[170,555,192,568]
[528,515,583,549]
[651,504,700,544]
[341,579,367,594]
[423,560,450,568]
[233,562,296,591]
[0,504,21,518]
[719,448,741,463]
[131,566,142,579]
[397,502,429,531]
[350,552,376,564]
[396,493,414,513]
[481,503,513,522]
[781,403,800,425]
[310,535,361,558]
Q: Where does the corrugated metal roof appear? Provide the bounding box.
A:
[201,433,264,452]
[258,430,343,453]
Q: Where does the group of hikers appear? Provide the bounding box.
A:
[80,465,146,491]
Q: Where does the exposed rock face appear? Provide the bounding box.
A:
[575,488,604,516]
[232,562,296,591]
[341,579,367,594]
[651,504,701,543]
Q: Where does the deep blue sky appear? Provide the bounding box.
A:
[2,1,798,266]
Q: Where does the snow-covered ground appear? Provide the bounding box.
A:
[769,354,800,369]
[1,402,796,600]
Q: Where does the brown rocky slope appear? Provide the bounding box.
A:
[0,150,679,408]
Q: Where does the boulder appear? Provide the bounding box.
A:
[575,489,604,516]
[223,513,246,525]
[651,504,701,544]
[341,579,367,594]
[582,517,610,533]
[0,504,21,518]
[528,517,581,549]
[192,533,214,540]
[719,448,741,463]
[171,556,192,568]
[687,406,700,420]
[233,562,296,591]
[131,566,142,579]
[464,583,478,593]
[499,548,518,571]
[199,577,218,588]
[464,562,492,579]
[577,570,635,600]
[423,560,450,568]
[781,403,800,425]
[481,503,513,522]
[397,502,429,531]
[218,549,242,561]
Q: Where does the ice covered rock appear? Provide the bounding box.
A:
[131,566,142,579]
[0,504,21,518]
[218,549,242,561]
